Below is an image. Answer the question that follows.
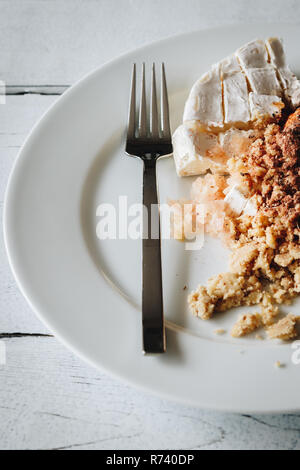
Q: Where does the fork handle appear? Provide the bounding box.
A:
[142,158,166,354]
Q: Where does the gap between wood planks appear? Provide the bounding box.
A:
[0,333,53,339]
[6,85,69,96]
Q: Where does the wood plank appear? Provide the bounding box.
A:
[1,0,298,86]
[0,95,58,334]
[0,336,299,450]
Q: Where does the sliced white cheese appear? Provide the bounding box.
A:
[237,38,283,97]
[236,39,269,70]
[249,92,284,120]
[266,37,300,108]
[266,37,286,68]
[172,121,226,176]
[221,55,251,124]
[245,67,282,96]
[244,197,257,216]
[224,185,257,216]
[183,64,223,127]
[281,69,300,108]
[221,54,241,75]
[224,184,248,215]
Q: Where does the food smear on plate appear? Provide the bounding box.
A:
[171,38,300,339]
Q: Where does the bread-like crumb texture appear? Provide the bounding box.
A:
[267,314,299,340]
[183,112,300,340]
[188,273,263,320]
[260,292,279,326]
[229,243,258,274]
[214,328,226,335]
[188,286,215,320]
[231,313,261,337]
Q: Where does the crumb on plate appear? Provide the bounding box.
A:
[267,314,299,341]
[274,361,285,368]
[231,313,261,337]
[214,328,226,335]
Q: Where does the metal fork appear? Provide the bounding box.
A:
[125,63,173,354]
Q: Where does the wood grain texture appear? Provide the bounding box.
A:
[1,0,300,86]
[0,336,299,450]
[0,95,58,334]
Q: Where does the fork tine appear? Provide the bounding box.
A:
[139,63,147,138]
[150,63,159,138]
[127,63,136,140]
[161,63,171,139]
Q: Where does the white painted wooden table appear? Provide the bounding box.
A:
[1,0,300,450]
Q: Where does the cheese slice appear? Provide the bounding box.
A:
[224,185,257,216]
[236,39,269,69]
[244,67,282,96]
[224,185,248,215]
[266,37,300,108]
[172,121,224,176]
[183,64,223,127]
[221,55,250,124]
[173,125,258,176]
[280,69,300,108]
[265,37,286,68]
[236,39,281,97]
[249,92,284,120]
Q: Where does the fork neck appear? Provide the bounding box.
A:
[142,154,160,167]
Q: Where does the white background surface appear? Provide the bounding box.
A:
[1,0,300,450]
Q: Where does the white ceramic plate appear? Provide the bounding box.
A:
[4,24,300,413]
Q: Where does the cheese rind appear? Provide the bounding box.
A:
[266,37,300,108]
[237,39,282,98]
[266,37,286,68]
[173,125,259,177]
[245,67,282,96]
[249,92,284,120]
[221,55,251,124]
[221,54,241,76]
[236,39,269,70]
[172,122,226,176]
[183,64,223,127]
[278,68,300,108]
